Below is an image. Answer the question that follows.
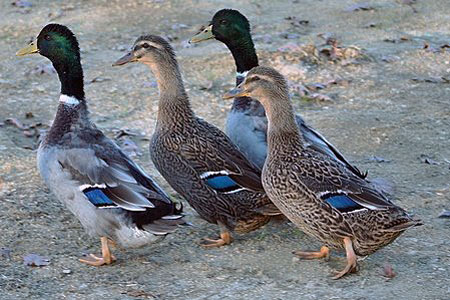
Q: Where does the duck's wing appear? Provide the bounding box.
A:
[55,131,183,232]
[182,119,265,195]
[294,152,394,214]
[295,115,367,179]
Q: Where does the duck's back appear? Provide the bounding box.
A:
[150,117,277,232]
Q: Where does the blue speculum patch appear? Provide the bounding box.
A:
[325,195,362,211]
[205,175,239,191]
[84,188,115,207]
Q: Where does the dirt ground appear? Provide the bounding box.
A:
[1,0,449,299]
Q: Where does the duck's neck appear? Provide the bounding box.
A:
[226,34,258,85]
[264,94,304,154]
[224,35,261,112]
[144,58,194,127]
[46,57,89,143]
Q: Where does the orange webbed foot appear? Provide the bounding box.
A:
[200,230,233,248]
[293,246,330,261]
[332,237,358,279]
[79,237,116,267]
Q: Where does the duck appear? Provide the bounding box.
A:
[190,9,365,178]
[16,24,185,266]
[113,35,281,247]
[223,66,422,279]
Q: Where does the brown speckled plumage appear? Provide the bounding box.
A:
[227,66,421,276]
[116,36,281,245]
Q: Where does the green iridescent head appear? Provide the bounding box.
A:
[17,23,80,64]
[190,9,251,44]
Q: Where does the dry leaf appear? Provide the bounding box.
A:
[345,2,375,12]
[382,263,396,279]
[11,0,32,7]
[419,154,439,165]
[438,210,450,219]
[23,253,50,267]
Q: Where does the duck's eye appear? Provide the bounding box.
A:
[44,35,51,41]
[142,43,150,48]
[220,19,228,25]
[248,76,260,82]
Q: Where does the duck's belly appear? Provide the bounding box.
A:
[270,193,344,249]
[261,170,346,250]
[37,147,159,248]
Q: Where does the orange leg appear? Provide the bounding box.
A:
[293,246,330,260]
[201,223,233,248]
[79,236,117,266]
[333,237,358,279]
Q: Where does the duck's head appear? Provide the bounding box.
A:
[189,9,250,44]
[223,66,288,106]
[16,23,80,63]
[112,35,176,67]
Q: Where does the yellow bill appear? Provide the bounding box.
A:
[189,25,214,44]
[16,40,38,56]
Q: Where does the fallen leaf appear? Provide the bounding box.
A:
[113,128,143,139]
[23,253,50,267]
[88,76,111,84]
[438,210,450,219]
[382,263,396,279]
[5,118,28,129]
[11,0,32,7]
[345,2,375,12]
[364,22,378,28]
[419,154,439,165]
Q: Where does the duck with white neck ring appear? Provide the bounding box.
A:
[190,8,367,180]
[16,24,186,266]
[113,35,282,247]
[223,66,422,279]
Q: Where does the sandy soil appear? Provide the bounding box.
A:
[1,0,449,299]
